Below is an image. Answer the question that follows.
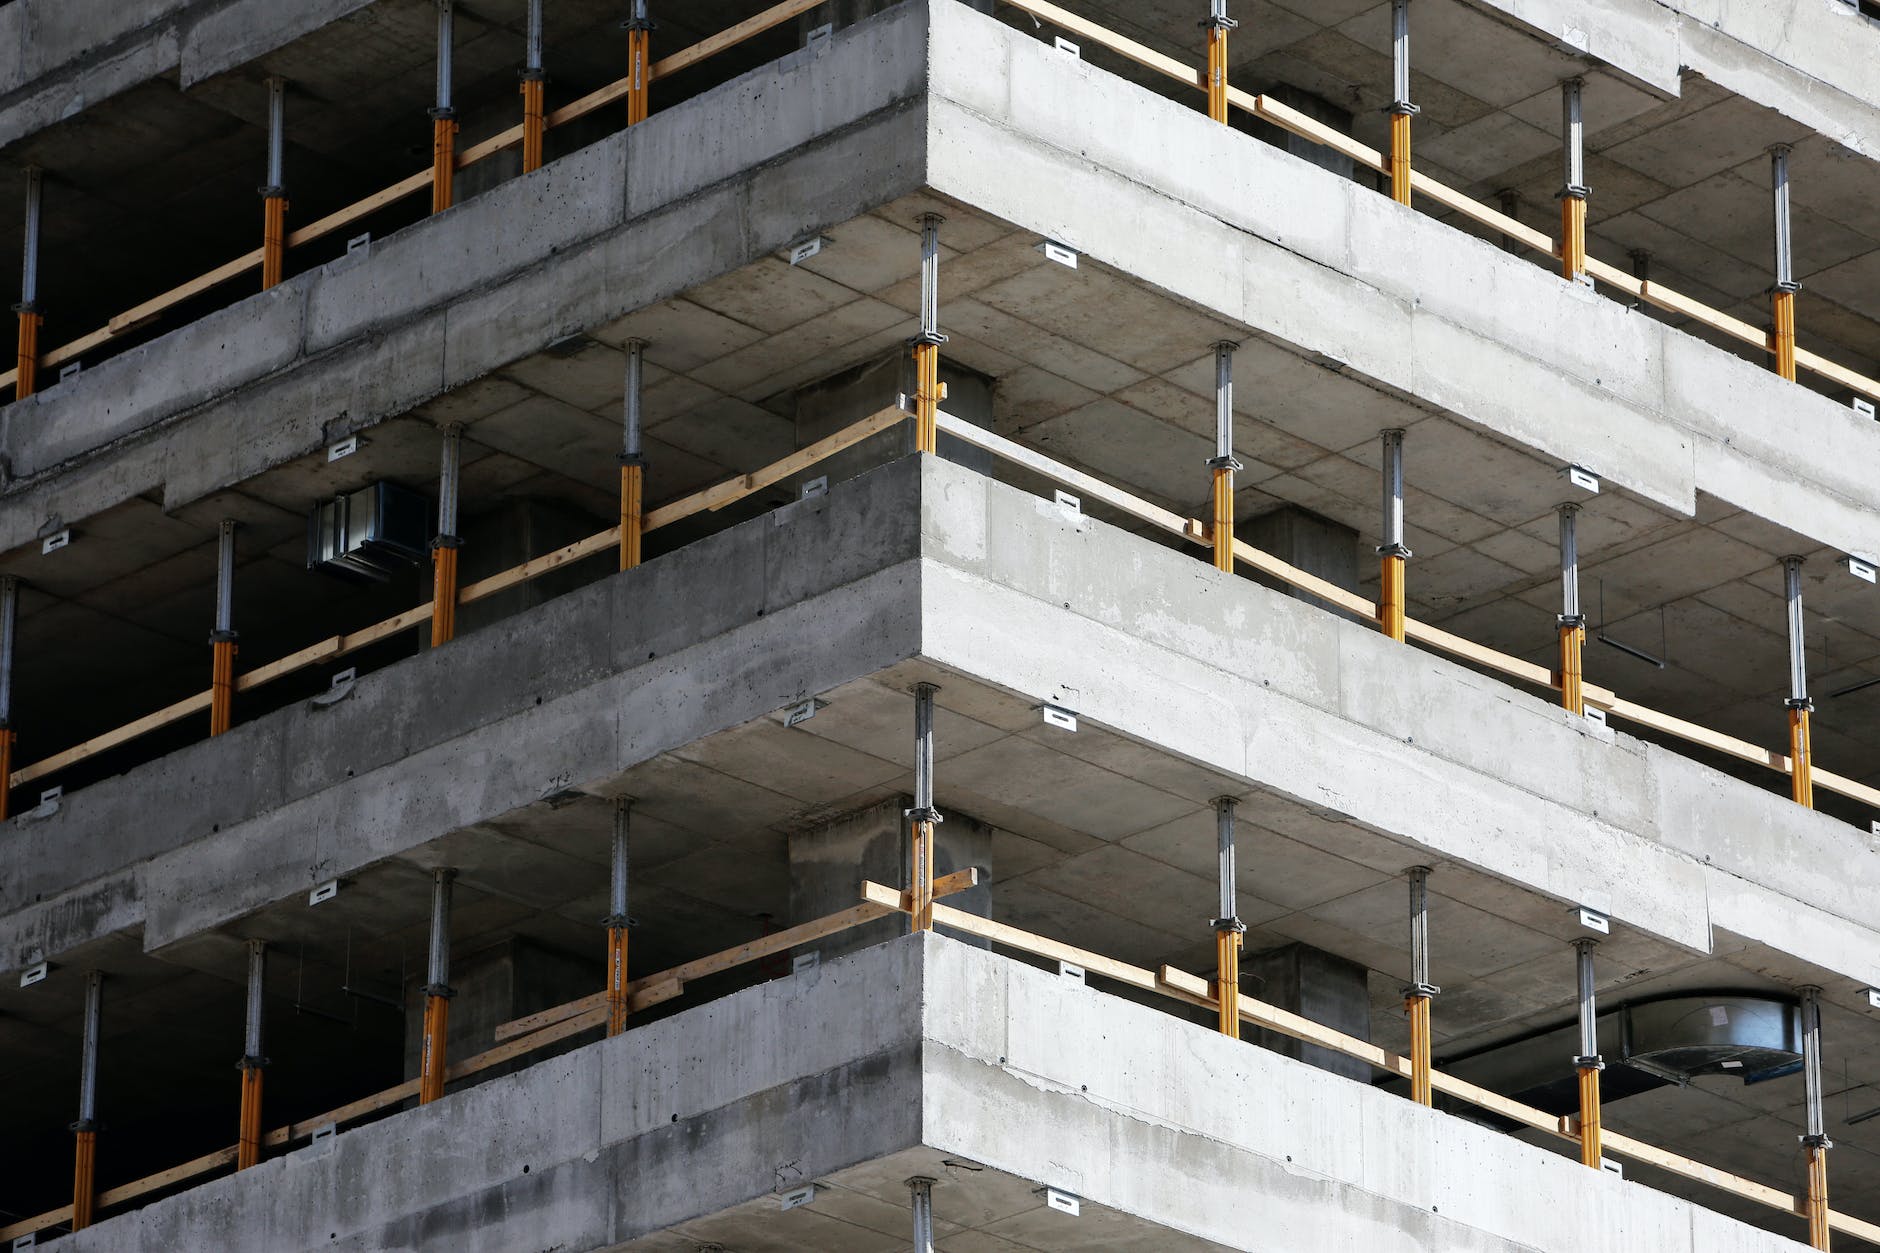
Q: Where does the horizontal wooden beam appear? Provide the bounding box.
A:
[998,0,1203,90]
[643,405,907,533]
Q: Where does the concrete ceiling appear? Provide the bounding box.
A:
[0,0,809,363]
[9,659,1877,1243]
[620,1147,1232,1251]
[1005,0,1880,395]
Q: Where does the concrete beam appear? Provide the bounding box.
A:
[0,0,380,152]
[0,1,931,553]
[59,935,1808,1252]
[9,457,1880,995]
[924,0,1880,560]
[9,0,1877,589]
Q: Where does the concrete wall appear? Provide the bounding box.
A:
[1472,0,1880,160]
[916,457,1880,989]
[10,0,1878,584]
[0,1,931,553]
[60,935,1807,1252]
[12,457,1880,997]
[925,0,1880,563]
[0,454,928,969]
[0,0,380,149]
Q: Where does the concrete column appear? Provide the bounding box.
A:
[454,498,609,635]
[787,795,991,962]
[404,936,597,1085]
[1241,943,1373,1081]
[789,350,994,496]
[1236,506,1363,623]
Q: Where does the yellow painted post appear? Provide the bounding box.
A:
[209,520,238,737]
[1387,0,1416,207]
[261,79,288,290]
[236,940,267,1170]
[911,215,946,455]
[1770,145,1799,382]
[1204,2,1236,126]
[1378,429,1409,642]
[431,1,458,215]
[1557,503,1584,715]
[521,0,546,173]
[1800,986,1831,1250]
[1405,867,1436,1106]
[1572,938,1603,1169]
[1783,557,1813,808]
[0,575,15,823]
[625,2,653,127]
[1210,343,1239,574]
[1213,798,1244,1039]
[621,340,646,571]
[431,426,463,648]
[15,166,43,399]
[419,869,455,1105]
[14,306,38,399]
[606,799,631,1037]
[1559,78,1589,284]
[72,971,103,1231]
[909,684,940,934]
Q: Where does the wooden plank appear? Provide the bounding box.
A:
[1408,171,1555,255]
[99,1145,240,1207]
[0,1204,73,1242]
[286,170,432,249]
[547,79,634,128]
[34,323,116,371]
[235,604,432,694]
[1813,766,1880,810]
[1232,537,1378,619]
[1829,1208,1880,1244]
[459,122,527,168]
[266,1078,422,1147]
[1795,346,1880,403]
[1242,91,1386,175]
[459,527,619,605]
[1404,619,1556,690]
[1429,1070,1573,1138]
[924,898,1161,994]
[1584,256,1644,298]
[643,405,906,533]
[494,898,899,1043]
[937,412,1194,539]
[999,0,1203,89]
[13,689,213,786]
[1602,697,1784,771]
[1636,280,1765,349]
[100,250,266,338]
[1601,1129,1802,1215]
[649,0,829,83]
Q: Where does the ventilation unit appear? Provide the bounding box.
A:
[307,481,431,581]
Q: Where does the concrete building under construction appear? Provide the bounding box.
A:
[3,0,1880,1248]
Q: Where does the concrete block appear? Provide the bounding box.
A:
[304,134,628,357]
[623,1,928,223]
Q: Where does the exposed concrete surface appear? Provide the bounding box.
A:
[8,0,1877,585]
[60,935,1809,1251]
[9,457,1880,996]
[915,456,1880,987]
[0,1,931,553]
[923,0,1880,562]
[1474,0,1880,162]
[0,455,926,969]
[0,0,380,149]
